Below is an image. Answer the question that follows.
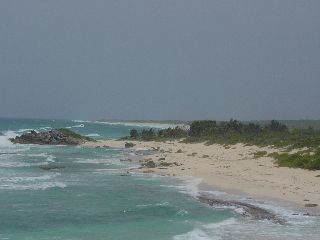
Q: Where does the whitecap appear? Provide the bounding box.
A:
[96,121,186,129]
[174,218,238,240]
[85,133,100,137]
[72,124,85,128]
[173,228,211,240]
[161,176,202,198]
[0,182,66,190]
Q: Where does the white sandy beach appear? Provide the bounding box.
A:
[84,139,320,211]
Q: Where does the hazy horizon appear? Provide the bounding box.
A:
[1,0,319,120]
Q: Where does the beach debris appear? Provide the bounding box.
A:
[120,158,132,162]
[142,170,154,173]
[304,203,318,208]
[202,154,210,158]
[158,162,172,167]
[125,142,136,148]
[158,157,166,161]
[176,149,183,153]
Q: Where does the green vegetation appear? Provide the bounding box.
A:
[126,119,320,170]
[185,120,320,149]
[126,126,187,141]
[270,149,320,170]
[253,151,268,158]
[56,128,93,141]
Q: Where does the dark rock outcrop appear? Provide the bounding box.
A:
[125,142,136,148]
[10,130,91,145]
[198,195,286,225]
[143,160,156,168]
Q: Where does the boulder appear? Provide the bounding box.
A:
[125,142,135,148]
[145,160,156,168]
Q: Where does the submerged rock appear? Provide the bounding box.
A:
[10,129,92,145]
[40,165,66,171]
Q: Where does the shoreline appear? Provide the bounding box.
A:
[83,139,320,213]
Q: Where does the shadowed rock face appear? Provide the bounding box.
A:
[10,130,87,145]
[198,195,286,225]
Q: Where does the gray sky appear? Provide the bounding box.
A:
[0,0,319,121]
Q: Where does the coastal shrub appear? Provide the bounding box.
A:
[56,128,92,141]
[129,129,139,139]
[141,129,156,140]
[264,120,288,132]
[272,149,320,170]
[253,151,268,158]
[189,120,217,137]
[128,127,187,141]
[158,127,187,139]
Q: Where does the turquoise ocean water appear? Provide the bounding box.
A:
[0,118,319,240]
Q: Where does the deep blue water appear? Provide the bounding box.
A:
[0,118,319,240]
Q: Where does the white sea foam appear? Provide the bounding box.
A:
[0,161,49,168]
[75,157,126,166]
[15,128,34,133]
[73,120,92,123]
[0,182,66,190]
[98,121,186,129]
[85,133,100,137]
[0,131,18,148]
[38,126,52,130]
[0,150,55,167]
[72,124,85,128]
[66,124,85,129]
[162,177,203,198]
[0,171,65,190]
[173,218,251,240]
[173,228,212,240]
[0,173,60,183]
[73,119,187,129]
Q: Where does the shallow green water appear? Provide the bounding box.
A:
[0,119,319,239]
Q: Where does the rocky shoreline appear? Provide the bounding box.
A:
[197,194,286,224]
